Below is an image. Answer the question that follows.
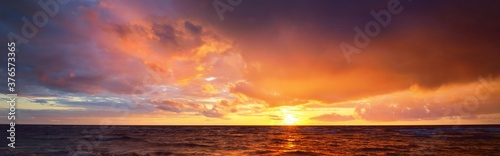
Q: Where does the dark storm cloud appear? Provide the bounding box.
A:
[171,0,500,104]
[1,0,499,103]
[1,0,499,99]
[0,0,149,95]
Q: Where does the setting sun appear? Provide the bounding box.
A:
[283,115,299,125]
[278,107,301,125]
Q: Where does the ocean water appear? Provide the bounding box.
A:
[1,125,499,155]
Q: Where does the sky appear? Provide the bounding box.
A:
[1,0,499,125]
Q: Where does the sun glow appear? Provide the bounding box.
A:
[283,114,298,125]
[278,107,301,125]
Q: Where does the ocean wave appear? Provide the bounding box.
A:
[3,125,499,155]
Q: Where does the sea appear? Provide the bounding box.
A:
[1,125,499,155]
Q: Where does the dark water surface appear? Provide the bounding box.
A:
[1,125,499,155]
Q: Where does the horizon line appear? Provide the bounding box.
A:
[3,124,500,127]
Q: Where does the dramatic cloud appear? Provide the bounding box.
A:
[1,0,499,125]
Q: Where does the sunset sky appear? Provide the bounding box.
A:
[1,0,500,125]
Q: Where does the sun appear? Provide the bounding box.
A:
[283,114,298,125]
[278,106,301,125]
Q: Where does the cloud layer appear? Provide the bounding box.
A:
[1,0,500,125]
